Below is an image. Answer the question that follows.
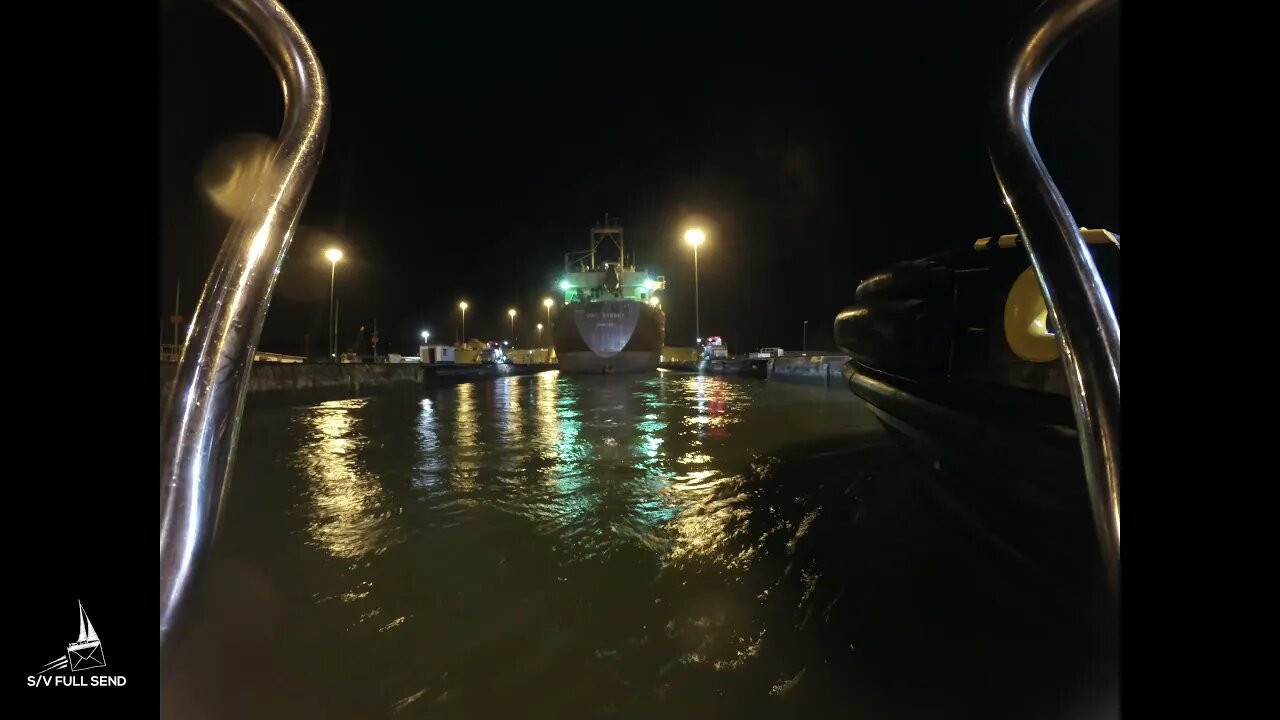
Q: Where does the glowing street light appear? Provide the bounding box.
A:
[421,330,431,345]
[508,308,517,343]
[684,228,705,343]
[537,322,544,343]
[325,248,343,361]
[543,297,554,328]
[458,301,468,343]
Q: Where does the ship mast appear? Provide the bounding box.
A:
[564,215,631,274]
[590,214,626,270]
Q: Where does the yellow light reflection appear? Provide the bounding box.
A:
[655,374,759,568]
[451,382,481,492]
[494,376,527,474]
[714,630,767,671]
[300,398,400,560]
[533,370,562,456]
[663,476,754,567]
[199,132,277,220]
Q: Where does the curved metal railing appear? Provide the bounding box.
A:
[160,0,329,652]
[988,0,1120,597]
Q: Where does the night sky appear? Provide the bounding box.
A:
[160,1,1119,356]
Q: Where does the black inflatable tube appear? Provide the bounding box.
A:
[833,299,950,374]
[855,260,954,302]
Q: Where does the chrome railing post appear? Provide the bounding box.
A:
[160,0,329,652]
[989,0,1120,596]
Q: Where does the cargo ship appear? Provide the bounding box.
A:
[552,217,666,373]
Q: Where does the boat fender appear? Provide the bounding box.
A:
[833,299,949,373]
[1003,267,1060,363]
[855,260,953,302]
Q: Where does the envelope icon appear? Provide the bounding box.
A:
[66,640,106,672]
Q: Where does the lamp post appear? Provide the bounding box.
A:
[536,322,543,344]
[543,297,553,329]
[421,330,430,345]
[458,301,468,344]
[325,248,343,361]
[803,320,808,353]
[683,228,705,343]
[508,308,517,344]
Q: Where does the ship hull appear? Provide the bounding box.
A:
[557,350,661,374]
[552,300,664,374]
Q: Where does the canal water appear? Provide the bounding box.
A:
[161,371,1113,719]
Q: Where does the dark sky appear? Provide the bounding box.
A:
[160,1,1119,356]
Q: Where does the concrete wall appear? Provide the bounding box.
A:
[657,355,850,388]
[161,361,424,400]
[767,354,851,386]
[159,355,851,401]
[701,358,752,376]
[507,348,555,365]
[661,346,699,363]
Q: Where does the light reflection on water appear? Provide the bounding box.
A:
[298,398,403,561]
[381,372,764,565]
[162,371,1106,719]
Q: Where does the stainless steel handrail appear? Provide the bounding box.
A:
[160,0,329,652]
[988,0,1120,596]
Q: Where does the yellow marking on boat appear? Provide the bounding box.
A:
[1004,267,1060,363]
[1081,227,1120,246]
[976,228,1117,253]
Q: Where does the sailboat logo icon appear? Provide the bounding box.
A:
[39,600,105,674]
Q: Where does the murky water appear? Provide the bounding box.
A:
[161,371,1113,719]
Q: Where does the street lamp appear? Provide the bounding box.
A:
[458,301,468,343]
[803,320,808,353]
[543,297,553,328]
[508,308,517,344]
[325,248,343,361]
[421,330,430,345]
[537,322,544,344]
[684,228,705,343]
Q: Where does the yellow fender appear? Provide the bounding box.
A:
[1004,267,1060,362]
